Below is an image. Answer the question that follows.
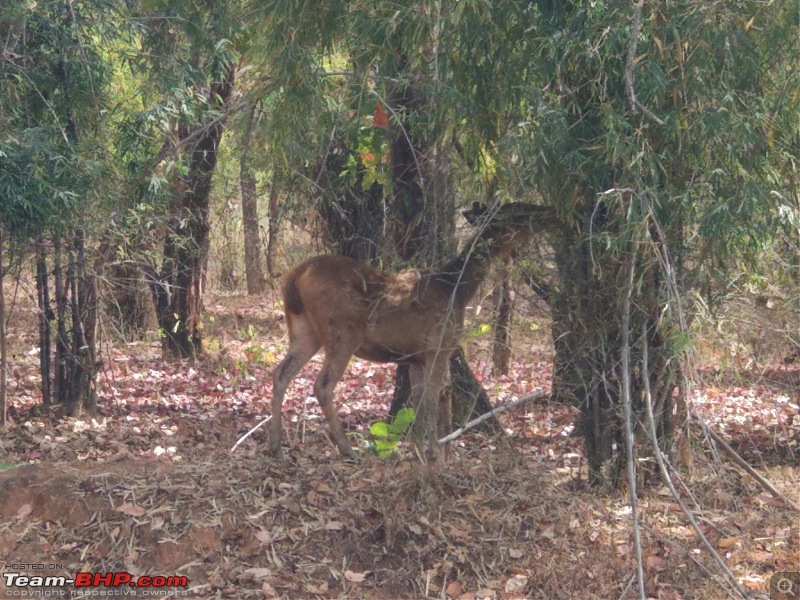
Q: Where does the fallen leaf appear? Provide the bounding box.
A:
[255,528,272,545]
[504,575,528,593]
[718,536,741,549]
[645,555,667,571]
[306,582,329,594]
[261,582,278,598]
[240,568,272,582]
[117,502,146,517]
[344,570,369,583]
[446,581,463,597]
[539,520,555,539]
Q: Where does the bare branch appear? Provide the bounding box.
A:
[625,0,666,126]
[438,391,546,445]
[702,421,800,513]
[641,322,749,600]
[620,228,646,600]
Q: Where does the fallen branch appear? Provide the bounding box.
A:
[230,416,272,453]
[701,421,800,513]
[439,390,547,445]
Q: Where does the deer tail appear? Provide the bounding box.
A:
[283,275,304,315]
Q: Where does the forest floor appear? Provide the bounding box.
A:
[0,293,798,599]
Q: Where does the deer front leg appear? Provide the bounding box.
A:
[314,351,355,457]
[410,355,449,461]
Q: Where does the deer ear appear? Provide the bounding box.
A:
[462,202,487,225]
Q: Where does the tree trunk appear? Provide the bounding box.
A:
[0,227,6,427]
[36,241,52,407]
[240,107,266,294]
[389,348,501,433]
[383,57,491,435]
[74,228,98,414]
[155,66,235,359]
[550,198,684,489]
[492,263,512,376]
[53,234,69,406]
[266,182,281,279]
[317,137,385,263]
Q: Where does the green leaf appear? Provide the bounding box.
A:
[369,422,390,438]
[389,407,416,435]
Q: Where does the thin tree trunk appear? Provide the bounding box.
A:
[53,234,69,406]
[65,242,80,415]
[0,227,6,427]
[492,263,512,375]
[75,228,98,413]
[36,241,52,406]
[266,182,282,279]
[240,106,266,294]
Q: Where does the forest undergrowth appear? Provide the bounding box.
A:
[0,291,797,599]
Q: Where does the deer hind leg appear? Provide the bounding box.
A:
[270,317,320,458]
[314,349,356,457]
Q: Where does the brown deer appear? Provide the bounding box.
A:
[269,202,557,459]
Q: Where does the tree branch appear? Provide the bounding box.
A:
[625,0,666,126]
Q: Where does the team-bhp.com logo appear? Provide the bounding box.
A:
[3,569,188,597]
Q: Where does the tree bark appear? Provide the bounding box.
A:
[492,262,512,376]
[155,66,235,359]
[0,227,6,427]
[36,242,52,407]
[550,197,684,489]
[266,181,282,279]
[240,106,266,294]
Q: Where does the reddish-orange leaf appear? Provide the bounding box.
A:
[374,102,389,129]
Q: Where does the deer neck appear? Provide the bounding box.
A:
[438,236,494,308]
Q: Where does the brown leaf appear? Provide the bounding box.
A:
[504,575,528,593]
[240,567,272,582]
[718,536,741,549]
[645,555,667,571]
[344,570,369,583]
[446,581,463,597]
[261,582,278,599]
[539,520,555,539]
[305,582,329,594]
[117,502,146,517]
[373,102,389,129]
